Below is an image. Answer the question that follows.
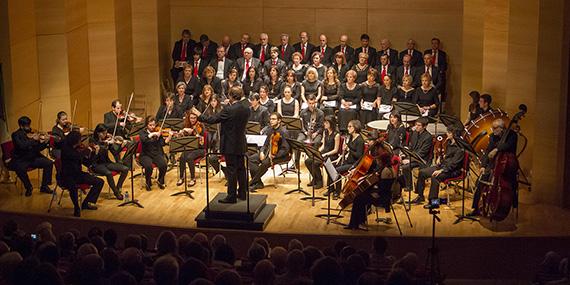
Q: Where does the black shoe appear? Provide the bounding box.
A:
[466,210,480,217]
[238,193,247,200]
[307,180,314,187]
[25,188,33,197]
[73,208,81,217]
[323,189,333,197]
[332,193,340,200]
[176,179,184,186]
[218,196,237,204]
[81,202,98,210]
[314,183,324,189]
[158,182,166,190]
[145,183,152,191]
[40,186,54,194]
[113,191,124,200]
[409,196,425,205]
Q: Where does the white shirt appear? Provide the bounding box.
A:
[216,59,225,79]
[242,59,251,81]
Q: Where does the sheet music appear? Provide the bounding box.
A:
[362,101,374,111]
[422,109,429,116]
[323,100,337,108]
[323,158,339,182]
[246,135,267,147]
[301,102,308,110]
[344,104,358,110]
[378,104,393,113]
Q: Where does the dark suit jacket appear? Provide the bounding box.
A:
[235,57,262,80]
[379,48,399,66]
[171,39,196,63]
[177,76,200,97]
[190,59,208,79]
[424,49,448,72]
[228,42,255,60]
[394,65,416,86]
[333,45,355,66]
[408,129,433,164]
[103,111,128,138]
[398,49,423,67]
[198,100,251,155]
[11,129,48,162]
[139,129,166,158]
[277,44,295,64]
[375,64,397,83]
[253,44,272,64]
[415,65,442,90]
[315,46,335,66]
[196,41,218,62]
[354,46,378,67]
[208,58,235,79]
[293,42,316,64]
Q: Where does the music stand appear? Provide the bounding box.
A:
[284,138,311,197]
[127,122,145,138]
[400,147,427,210]
[246,121,261,135]
[452,138,479,224]
[169,136,200,198]
[119,142,143,208]
[438,114,463,129]
[280,117,303,175]
[162,118,185,131]
[393,102,421,126]
[299,142,327,205]
[316,158,343,223]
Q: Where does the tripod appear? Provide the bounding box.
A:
[119,142,143,208]
[425,207,444,284]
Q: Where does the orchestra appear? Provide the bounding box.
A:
[5,30,528,231]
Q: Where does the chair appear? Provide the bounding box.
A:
[440,152,471,209]
[47,158,87,213]
[1,140,36,195]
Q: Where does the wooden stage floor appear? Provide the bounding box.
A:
[1,162,569,238]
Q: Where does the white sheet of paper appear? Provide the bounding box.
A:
[323,158,339,182]
[301,102,308,110]
[362,101,374,111]
[378,104,393,113]
[347,104,358,110]
[246,135,267,147]
[323,100,337,108]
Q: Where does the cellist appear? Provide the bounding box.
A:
[468,118,518,217]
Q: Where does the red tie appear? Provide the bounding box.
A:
[321,46,325,56]
[193,61,199,77]
[273,59,277,65]
[260,46,266,63]
[244,60,250,80]
[405,67,409,75]
[301,45,306,59]
[381,66,387,81]
[180,42,187,61]
[281,46,285,57]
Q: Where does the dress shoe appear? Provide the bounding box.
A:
[218,196,237,204]
[40,186,54,194]
[466,210,480,217]
[307,180,314,187]
[188,179,196,187]
[73,208,81,217]
[81,202,98,210]
[332,193,340,200]
[313,183,324,189]
[176,179,184,186]
[25,188,33,197]
[145,183,152,191]
[113,191,124,200]
[323,189,333,196]
[158,182,166,190]
[409,196,425,205]
[238,193,247,200]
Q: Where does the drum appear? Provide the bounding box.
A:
[464,109,510,155]
[367,120,390,131]
[426,123,447,136]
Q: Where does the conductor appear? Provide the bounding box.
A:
[191,86,251,203]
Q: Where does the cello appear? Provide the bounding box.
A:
[479,104,527,221]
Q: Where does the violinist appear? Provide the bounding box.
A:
[400,117,432,200]
[385,112,406,152]
[88,124,129,200]
[60,130,103,217]
[305,115,340,189]
[156,94,183,120]
[345,152,396,230]
[176,112,206,187]
[468,118,518,217]
[413,126,465,208]
[139,116,172,190]
[248,112,290,192]
[102,99,138,165]
[325,119,365,199]
[10,116,54,197]
[51,111,72,159]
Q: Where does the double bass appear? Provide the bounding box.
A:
[479,105,527,221]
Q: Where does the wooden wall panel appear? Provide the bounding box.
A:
[0,0,13,140]
[460,0,484,120]
[115,0,134,103]
[482,0,509,108]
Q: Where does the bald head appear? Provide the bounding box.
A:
[299,31,309,43]
[339,34,348,46]
[380,38,391,50]
[259,33,268,45]
[319,34,327,47]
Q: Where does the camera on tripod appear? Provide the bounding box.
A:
[428,197,448,210]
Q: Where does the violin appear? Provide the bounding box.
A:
[117,111,142,122]
[26,129,53,142]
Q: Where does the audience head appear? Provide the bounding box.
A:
[270,246,288,273]
[153,255,179,285]
[120,247,145,282]
[179,257,209,285]
[37,241,59,266]
[124,234,142,250]
[253,259,275,285]
[373,236,389,256]
[214,243,236,265]
[311,256,343,285]
[288,238,304,251]
[77,242,98,259]
[109,271,137,285]
[214,270,241,285]
[247,242,267,265]
[303,246,324,270]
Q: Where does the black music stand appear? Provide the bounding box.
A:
[301,143,327,205]
[280,117,303,175]
[400,147,427,211]
[169,136,200,198]
[284,138,311,196]
[316,158,343,223]
[452,138,479,224]
[438,114,463,129]
[119,142,143,208]
[246,121,261,135]
[393,102,421,125]
[127,122,145,138]
[162,118,185,131]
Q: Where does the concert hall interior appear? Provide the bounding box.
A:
[0,0,569,284]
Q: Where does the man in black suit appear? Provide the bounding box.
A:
[190,47,208,79]
[248,93,269,128]
[278,33,295,64]
[170,29,196,83]
[354,34,377,66]
[293,31,315,64]
[209,46,234,80]
[9,116,54,197]
[398,39,422,67]
[102,99,139,166]
[262,47,287,80]
[317,34,334,67]
[333,34,355,66]
[196,34,218,63]
[376,54,396,84]
[415,53,442,91]
[395,54,416,86]
[192,86,251,203]
[379,38,399,67]
[220,35,232,58]
[400,118,433,198]
[235,47,261,82]
[254,33,271,65]
[228,33,254,60]
[425,38,448,101]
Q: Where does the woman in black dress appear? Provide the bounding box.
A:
[309,52,326,81]
[304,115,340,189]
[360,68,381,125]
[221,68,242,102]
[377,74,398,118]
[290,52,307,83]
[277,85,299,118]
[243,67,264,97]
[338,70,361,132]
[280,70,302,101]
[413,73,440,116]
[199,66,222,96]
[321,67,340,117]
[395,74,415,103]
[259,85,276,113]
[385,112,406,152]
[174,81,193,113]
[352,52,370,84]
[332,52,349,83]
[195,84,214,112]
[300,67,322,105]
[264,66,283,100]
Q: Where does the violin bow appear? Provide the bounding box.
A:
[70,99,78,127]
[158,103,171,134]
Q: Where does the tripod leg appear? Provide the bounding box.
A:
[391,204,402,236]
